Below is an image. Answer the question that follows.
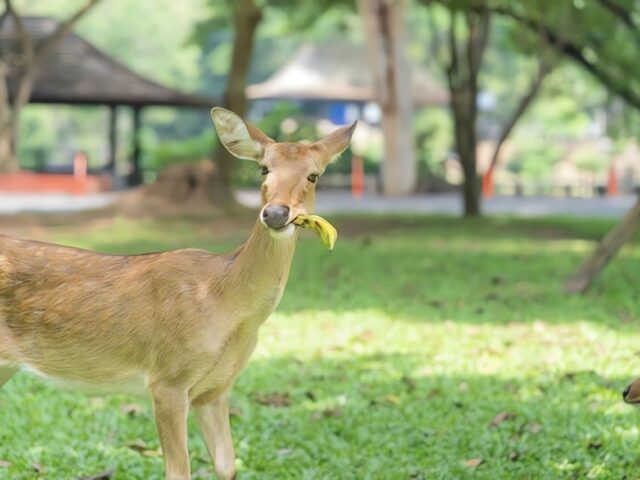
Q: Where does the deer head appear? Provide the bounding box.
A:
[624,378,640,404]
[211,108,356,239]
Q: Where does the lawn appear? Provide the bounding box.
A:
[1,213,640,479]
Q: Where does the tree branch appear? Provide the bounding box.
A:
[5,0,33,64]
[488,59,552,173]
[488,5,640,111]
[35,0,102,61]
[446,9,460,88]
[598,0,636,30]
[466,9,490,79]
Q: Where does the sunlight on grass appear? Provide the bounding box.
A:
[1,214,639,478]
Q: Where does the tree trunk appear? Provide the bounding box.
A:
[358,0,416,196]
[208,0,262,207]
[565,198,640,294]
[451,85,480,216]
[443,9,489,217]
[0,0,102,172]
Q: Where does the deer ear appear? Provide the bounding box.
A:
[210,107,273,161]
[315,121,357,164]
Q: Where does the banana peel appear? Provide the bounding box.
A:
[292,214,337,251]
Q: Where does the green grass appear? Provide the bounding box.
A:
[1,214,640,479]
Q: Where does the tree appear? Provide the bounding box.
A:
[207,0,263,208]
[358,0,416,196]
[197,0,355,207]
[485,0,640,111]
[0,0,102,172]
[565,199,640,294]
[421,1,552,216]
[482,0,640,291]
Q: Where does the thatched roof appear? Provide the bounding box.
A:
[247,43,449,107]
[0,16,215,108]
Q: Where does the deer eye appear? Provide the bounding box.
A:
[307,173,319,183]
[260,166,269,176]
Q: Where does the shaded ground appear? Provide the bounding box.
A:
[0,214,639,478]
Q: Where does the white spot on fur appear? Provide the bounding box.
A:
[267,223,296,240]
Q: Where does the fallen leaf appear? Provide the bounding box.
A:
[528,423,542,434]
[120,404,143,417]
[401,376,416,392]
[254,392,290,408]
[32,462,44,474]
[127,440,162,457]
[127,440,148,453]
[76,469,114,480]
[427,388,442,398]
[141,449,162,458]
[323,407,343,417]
[489,411,516,428]
[464,458,484,469]
[0,460,11,468]
[357,330,375,343]
[311,407,343,421]
[384,394,401,406]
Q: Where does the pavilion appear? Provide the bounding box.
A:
[0,16,215,188]
[247,42,449,123]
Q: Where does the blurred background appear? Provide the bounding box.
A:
[1,1,640,478]
[0,0,639,215]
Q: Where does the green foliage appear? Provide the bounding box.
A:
[146,131,216,172]
[573,151,607,175]
[484,0,640,111]
[414,107,452,176]
[507,143,562,178]
[0,215,639,478]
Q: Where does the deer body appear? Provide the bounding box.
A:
[0,108,355,479]
[0,222,295,399]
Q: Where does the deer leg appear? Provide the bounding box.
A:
[195,391,236,480]
[149,383,191,480]
[0,366,17,388]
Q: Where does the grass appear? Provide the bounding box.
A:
[1,213,640,479]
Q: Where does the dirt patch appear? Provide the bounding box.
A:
[115,160,223,217]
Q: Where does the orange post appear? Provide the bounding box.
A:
[482,169,494,198]
[73,151,88,195]
[351,154,364,198]
[607,164,619,197]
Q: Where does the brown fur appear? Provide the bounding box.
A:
[0,108,356,480]
[624,378,640,404]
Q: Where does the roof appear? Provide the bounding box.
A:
[0,16,215,108]
[247,43,449,107]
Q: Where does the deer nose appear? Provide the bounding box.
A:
[262,205,290,229]
[623,384,631,401]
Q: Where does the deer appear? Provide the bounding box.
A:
[623,378,640,405]
[0,107,356,480]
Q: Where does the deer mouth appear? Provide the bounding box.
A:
[266,222,296,239]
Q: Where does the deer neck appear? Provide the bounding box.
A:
[224,218,298,321]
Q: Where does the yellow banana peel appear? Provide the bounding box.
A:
[293,214,337,251]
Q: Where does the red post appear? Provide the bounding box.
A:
[351,154,364,198]
[482,169,494,199]
[607,164,619,197]
[73,151,88,195]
